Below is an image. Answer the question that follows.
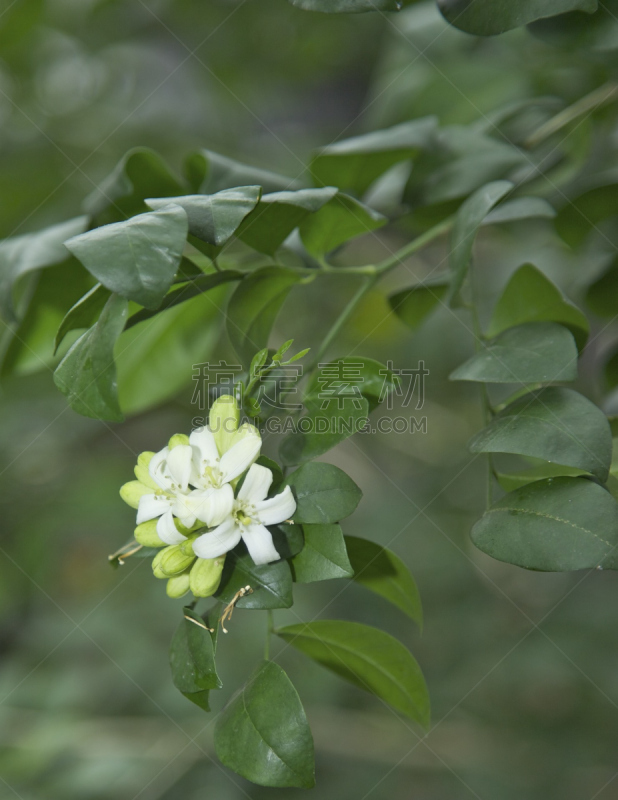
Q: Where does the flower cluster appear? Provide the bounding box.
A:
[119,396,296,598]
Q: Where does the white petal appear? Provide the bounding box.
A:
[157,510,187,545]
[238,464,273,503]
[193,517,241,560]
[186,485,234,527]
[166,444,193,492]
[242,523,280,565]
[219,434,261,483]
[190,426,219,466]
[148,447,172,491]
[170,495,196,529]
[136,494,171,524]
[253,486,296,526]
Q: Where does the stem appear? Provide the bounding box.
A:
[264,610,274,660]
[525,82,618,149]
[305,275,376,374]
[375,216,453,276]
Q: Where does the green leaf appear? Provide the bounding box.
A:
[284,462,363,523]
[496,462,587,492]
[469,387,612,482]
[83,147,185,221]
[170,606,222,695]
[310,118,437,195]
[1,259,95,378]
[276,621,430,727]
[270,523,304,559]
[448,180,512,302]
[54,293,128,421]
[214,661,315,789]
[449,322,579,384]
[185,149,300,195]
[290,524,354,582]
[471,477,618,571]
[529,2,618,50]
[437,0,597,36]
[289,0,401,10]
[585,256,618,318]
[483,197,556,225]
[344,536,422,627]
[487,264,589,350]
[554,178,618,248]
[180,605,222,711]
[125,270,242,329]
[145,187,261,247]
[389,279,449,332]
[65,206,188,310]
[236,187,337,255]
[215,551,293,610]
[279,395,370,466]
[54,284,111,354]
[0,216,89,324]
[305,356,397,403]
[299,193,387,256]
[226,266,301,369]
[115,287,225,416]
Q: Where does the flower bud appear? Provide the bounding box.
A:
[152,548,168,579]
[189,556,225,598]
[166,572,191,598]
[180,534,199,556]
[159,544,196,576]
[134,520,165,548]
[168,433,190,449]
[120,480,151,510]
[134,451,158,488]
[210,395,240,454]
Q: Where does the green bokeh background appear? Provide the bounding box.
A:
[1,1,617,798]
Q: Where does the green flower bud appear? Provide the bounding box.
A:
[210,394,240,455]
[166,572,191,598]
[159,543,196,577]
[152,549,168,579]
[168,433,190,449]
[134,520,165,548]
[134,451,158,489]
[180,534,199,556]
[189,556,226,598]
[119,480,152,510]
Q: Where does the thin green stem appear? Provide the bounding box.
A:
[375,216,453,276]
[264,610,274,660]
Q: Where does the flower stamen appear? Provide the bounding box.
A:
[220,585,253,633]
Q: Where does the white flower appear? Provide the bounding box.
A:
[136,444,233,546]
[192,463,296,565]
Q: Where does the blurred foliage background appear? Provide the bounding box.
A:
[1,0,618,798]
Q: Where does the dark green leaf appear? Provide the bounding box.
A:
[345,535,422,626]
[271,523,304,559]
[469,387,612,482]
[146,187,261,247]
[125,270,241,329]
[54,293,128,421]
[496,462,587,492]
[291,524,353,582]
[226,266,301,368]
[284,462,363,523]
[279,395,369,466]
[180,605,223,711]
[237,188,337,255]
[389,280,449,331]
[299,193,386,256]
[185,149,300,195]
[586,256,618,318]
[65,206,188,310]
[555,178,618,248]
[529,2,618,51]
[487,264,589,350]
[471,477,618,571]
[305,356,398,404]
[54,284,110,354]
[0,216,88,324]
[83,147,185,221]
[448,180,512,302]
[449,322,579,384]
[437,0,597,36]
[170,606,222,694]
[310,118,437,195]
[215,551,293,609]
[215,661,315,789]
[276,620,430,727]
